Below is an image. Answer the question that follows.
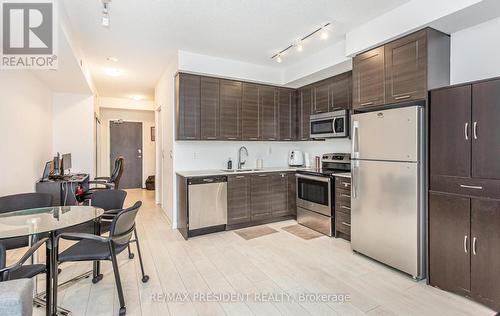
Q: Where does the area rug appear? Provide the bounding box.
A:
[281,224,323,240]
[234,225,279,240]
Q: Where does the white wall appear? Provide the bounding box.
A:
[98,96,155,111]
[178,50,283,85]
[175,140,351,171]
[99,108,156,187]
[53,93,95,177]
[154,57,178,223]
[0,71,53,196]
[450,17,500,84]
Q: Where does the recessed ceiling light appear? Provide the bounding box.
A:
[276,55,282,63]
[130,95,144,101]
[320,28,328,39]
[104,67,122,77]
[107,56,118,62]
[296,43,303,52]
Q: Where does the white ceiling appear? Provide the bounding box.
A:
[61,0,409,100]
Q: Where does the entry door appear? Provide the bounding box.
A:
[110,121,143,189]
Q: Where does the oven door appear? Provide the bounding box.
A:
[310,117,335,138]
[296,174,332,216]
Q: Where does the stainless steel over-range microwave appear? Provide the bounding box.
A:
[310,109,349,139]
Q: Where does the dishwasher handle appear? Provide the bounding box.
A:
[188,176,227,185]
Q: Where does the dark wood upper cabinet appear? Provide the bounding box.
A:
[429,192,471,296]
[385,30,427,103]
[250,174,272,220]
[219,80,242,140]
[176,74,201,140]
[330,72,352,111]
[352,46,386,109]
[227,175,251,225]
[260,86,278,140]
[472,79,500,180]
[278,88,296,141]
[429,85,471,177]
[241,83,260,140]
[298,87,312,141]
[200,77,219,140]
[471,198,500,311]
[313,79,331,114]
[353,28,449,109]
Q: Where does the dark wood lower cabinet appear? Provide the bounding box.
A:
[471,198,500,311]
[227,172,296,229]
[227,175,251,225]
[429,192,471,296]
[429,191,500,311]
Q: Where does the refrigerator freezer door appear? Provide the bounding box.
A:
[352,106,422,162]
[351,159,423,278]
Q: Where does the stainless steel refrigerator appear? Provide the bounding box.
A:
[351,105,425,279]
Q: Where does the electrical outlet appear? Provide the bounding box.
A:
[268,146,272,155]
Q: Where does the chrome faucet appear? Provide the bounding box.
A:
[237,146,248,169]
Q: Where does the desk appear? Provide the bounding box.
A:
[36,174,89,206]
[0,206,104,316]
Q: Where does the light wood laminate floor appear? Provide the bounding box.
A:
[18,189,494,316]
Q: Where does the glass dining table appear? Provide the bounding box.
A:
[0,206,104,316]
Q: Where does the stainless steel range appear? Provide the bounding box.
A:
[296,153,350,236]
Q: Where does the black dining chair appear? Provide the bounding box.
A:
[54,201,148,316]
[0,193,53,250]
[0,238,48,282]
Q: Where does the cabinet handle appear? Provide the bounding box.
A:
[460,184,483,190]
[360,102,373,106]
[249,137,258,140]
[472,237,477,255]
[341,206,351,211]
[464,122,469,140]
[473,122,478,139]
[227,137,237,140]
[258,174,267,177]
[464,235,468,253]
[235,175,245,179]
[342,222,351,227]
[342,182,351,187]
[203,178,214,183]
[341,194,351,198]
[395,95,411,100]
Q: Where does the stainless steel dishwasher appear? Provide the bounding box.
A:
[187,176,227,236]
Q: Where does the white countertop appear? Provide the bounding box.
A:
[176,167,311,178]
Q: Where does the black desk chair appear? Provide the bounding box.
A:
[54,201,146,316]
[0,239,47,282]
[89,157,124,190]
[0,193,53,250]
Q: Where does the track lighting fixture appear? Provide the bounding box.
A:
[101,0,112,27]
[271,22,331,63]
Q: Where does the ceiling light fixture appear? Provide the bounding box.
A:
[271,22,331,63]
[107,56,118,62]
[101,0,111,27]
[105,67,122,77]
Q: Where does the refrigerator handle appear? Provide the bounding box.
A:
[352,161,358,199]
[352,121,359,159]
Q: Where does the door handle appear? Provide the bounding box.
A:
[472,237,477,255]
[352,121,359,159]
[360,102,373,106]
[464,235,468,253]
[464,122,469,140]
[342,222,351,227]
[340,194,351,198]
[341,206,351,211]
[473,122,478,139]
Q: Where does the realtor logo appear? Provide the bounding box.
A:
[1,0,58,69]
